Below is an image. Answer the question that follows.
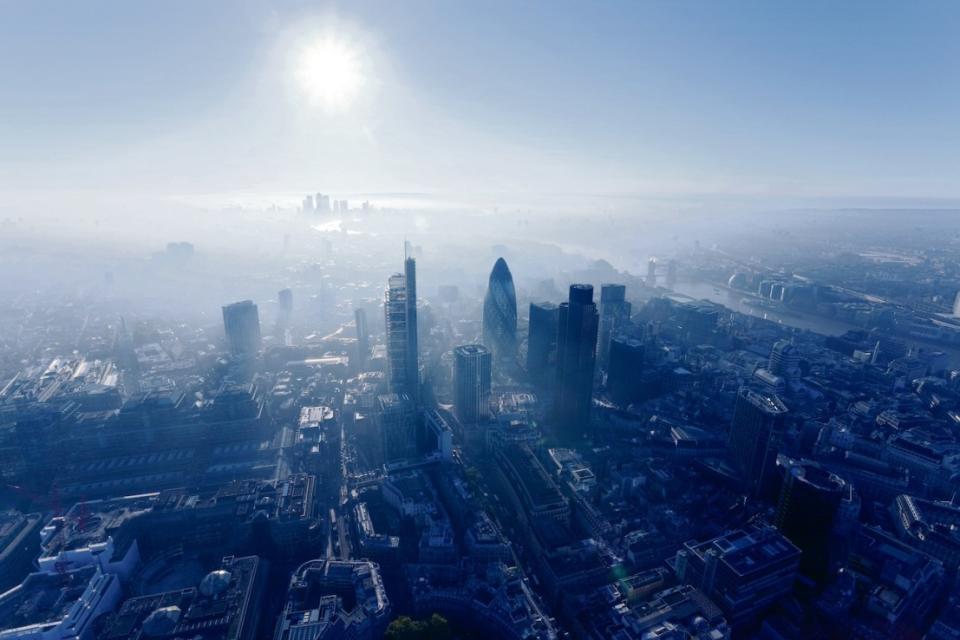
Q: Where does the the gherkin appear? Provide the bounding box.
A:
[482,257,518,362]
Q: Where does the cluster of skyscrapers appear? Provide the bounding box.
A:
[301,192,348,214]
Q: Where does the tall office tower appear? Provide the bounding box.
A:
[607,336,645,406]
[385,275,411,392]
[527,302,559,385]
[302,195,315,213]
[728,387,788,496]
[646,257,657,287]
[354,308,369,370]
[339,199,348,212]
[318,194,331,213]
[666,260,678,288]
[454,344,492,425]
[276,289,293,346]
[277,289,293,327]
[482,258,518,363]
[377,393,417,462]
[384,257,419,402]
[404,257,419,404]
[768,340,800,380]
[555,284,599,441]
[597,284,631,368]
[774,457,846,584]
[222,300,262,358]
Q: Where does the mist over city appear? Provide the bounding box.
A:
[2,3,960,640]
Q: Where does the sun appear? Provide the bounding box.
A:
[296,36,364,113]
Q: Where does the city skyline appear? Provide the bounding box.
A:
[2,2,960,212]
[3,4,960,640]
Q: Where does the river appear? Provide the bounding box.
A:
[669,281,868,337]
[669,280,960,366]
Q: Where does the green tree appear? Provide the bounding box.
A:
[385,616,422,640]
[426,613,452,640]
[385,614,452,640]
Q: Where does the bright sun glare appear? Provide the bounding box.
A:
[296,36,364,113]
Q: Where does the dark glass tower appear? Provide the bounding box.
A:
[555,284,599,442]
[482,257,518,363]
[607,336,644,405]
[527,302,559,385]
[774,457,846,584]
[377,392,417,463]
[404,257,419,403]
[454,344,492,425]
[222,300,261,358]
[728,387,788,497]
[598,283,631,368]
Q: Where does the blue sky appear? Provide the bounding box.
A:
[1,1,958,209]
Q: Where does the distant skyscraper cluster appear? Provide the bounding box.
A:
[482,257,518,363]
[302,192,349,214]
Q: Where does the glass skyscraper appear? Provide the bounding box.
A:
[384,257,419,402]
[598,283,631,369]
[454,344,492,425]
[527,302,559,385]
[728,387,788,497]
[482,257,518,363]
[222,300,261,358]
[555,284,599,442]
[354,307,369,370]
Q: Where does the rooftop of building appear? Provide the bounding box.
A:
[739,388,789,415]
[299,405,335,427]
[277,559,390,636]
[41,494,158,559]
[408,563,556,640]
[498,446,566,510]
[383,470,434,505]
[687,523,800,577]
[153,474,314,523]
[377,392,414,411]
[96,555,261,640]
[454,343,490,357]
[468,511,507,545]
[0,511,43,555]
[586,584,728,640]
[778,457,847,494]
[0,565,115,636]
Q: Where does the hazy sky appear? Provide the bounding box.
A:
[2,1,958,209]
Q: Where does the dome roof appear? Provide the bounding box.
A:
[199,569,233,596]
[143,605,181,636]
